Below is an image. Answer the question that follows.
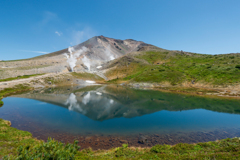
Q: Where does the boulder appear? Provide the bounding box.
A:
[138,136,148,144]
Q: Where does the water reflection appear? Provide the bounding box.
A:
[13,85,240,122]
[2,85,240,148]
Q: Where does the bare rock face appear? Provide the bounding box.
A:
[75,36,149,61]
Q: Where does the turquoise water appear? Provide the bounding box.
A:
[1,85,240,137]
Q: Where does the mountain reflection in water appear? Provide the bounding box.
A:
[14,85,240,121]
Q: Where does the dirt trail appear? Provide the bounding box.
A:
[0,73,64,89]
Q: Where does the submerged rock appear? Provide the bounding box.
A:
[138,136,148,144]
[119,139,128,144]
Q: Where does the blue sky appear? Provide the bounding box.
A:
[0,0,240,60]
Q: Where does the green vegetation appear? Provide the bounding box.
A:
[0,84,33,106]
[0,119,39,158]
[1,117,240,159]
[0,100,3,107]
[106,51,240,86]
[43,76,57,85]
[71,72,104,81]
[0,74,44,82]
[0,84,32,98]
[6,138,80,160]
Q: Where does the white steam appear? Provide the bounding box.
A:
[82,55,91,71]
[64,46,88,72]
[68,46,74,53]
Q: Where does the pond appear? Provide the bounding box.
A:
[1,85,240,149]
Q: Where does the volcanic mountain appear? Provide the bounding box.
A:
[0,36,158,79]
[1,35,239,88]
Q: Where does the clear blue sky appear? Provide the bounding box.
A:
[1,0,240,60]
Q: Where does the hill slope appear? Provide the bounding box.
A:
[103,50,240,87]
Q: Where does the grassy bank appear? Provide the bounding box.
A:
[0,119,239,159]
[0,84,33,106]
[106,51,240,87]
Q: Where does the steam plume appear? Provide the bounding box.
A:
[82,55,91,71]
[64,46,88,72]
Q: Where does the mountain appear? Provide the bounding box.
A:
[0,36,158,79]
[35,35,156,60]
[1,35,240,89]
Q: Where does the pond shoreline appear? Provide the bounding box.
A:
[1,72,240,100]
[0,80,240,158]
[13,118,240,150]
[1,118,240,159]
[117,82,240,99]
[1,84,240,151]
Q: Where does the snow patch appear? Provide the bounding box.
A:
[86,80,96,84]
[96,66,102,69]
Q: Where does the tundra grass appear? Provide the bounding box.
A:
[1,117,240,159]
[107,51,240,86]
[0,74,44,82]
